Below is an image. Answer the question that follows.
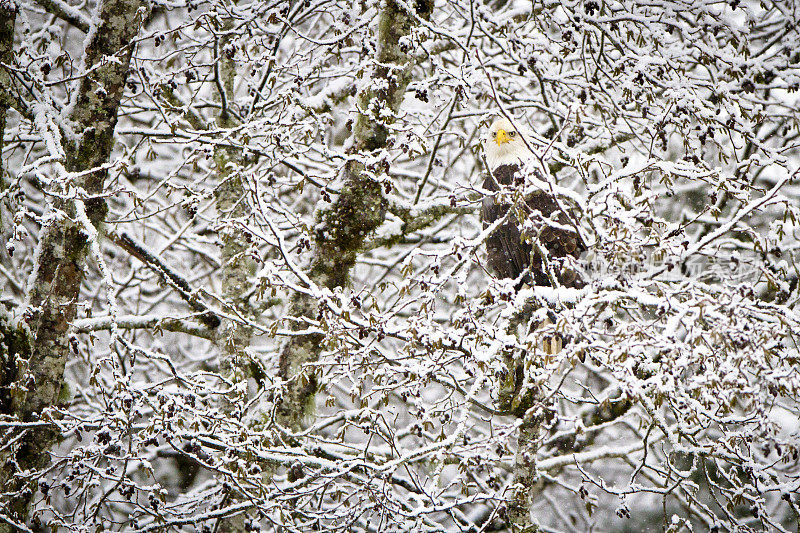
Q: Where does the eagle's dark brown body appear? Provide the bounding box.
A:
[481,163,584,288]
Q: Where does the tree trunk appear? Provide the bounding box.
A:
[213,21,255,533]
[278,0,433,429]
[214,24,255,386]
[0,0,145,527]
[276,0,434,431]
[0,0,14,183]
[500,304,543,532]
[507,414,540,533]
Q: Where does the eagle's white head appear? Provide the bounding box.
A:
[483,117,533,171]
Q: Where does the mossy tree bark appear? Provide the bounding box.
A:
[499,307,543,532]
[0,0,145,528]
[276,0,434,431]
[0,0,14,184]
[0,1,16,258]
[507,413,540,533]
[213,25,256,387]
[212,21,256,533]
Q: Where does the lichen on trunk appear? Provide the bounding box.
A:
[0,0,146,527]
[0,0,15,186]
[210,22,257,533]
[0,0,16,244]
[276,0,433,431]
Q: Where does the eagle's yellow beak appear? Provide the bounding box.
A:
[495,129,511,144]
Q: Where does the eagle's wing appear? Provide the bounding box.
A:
[481,164,531,283]
[481,163,585,288]
[524,189,586,288]
[481,195,531,282]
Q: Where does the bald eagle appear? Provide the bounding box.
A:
[481,118,585,289]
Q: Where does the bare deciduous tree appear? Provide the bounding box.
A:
[1,0,799,531]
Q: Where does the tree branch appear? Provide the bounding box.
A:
[33,0,91,32]
[108,231,221,329]
[73,314,213,339]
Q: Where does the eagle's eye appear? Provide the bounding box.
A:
[509,131,517,137]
